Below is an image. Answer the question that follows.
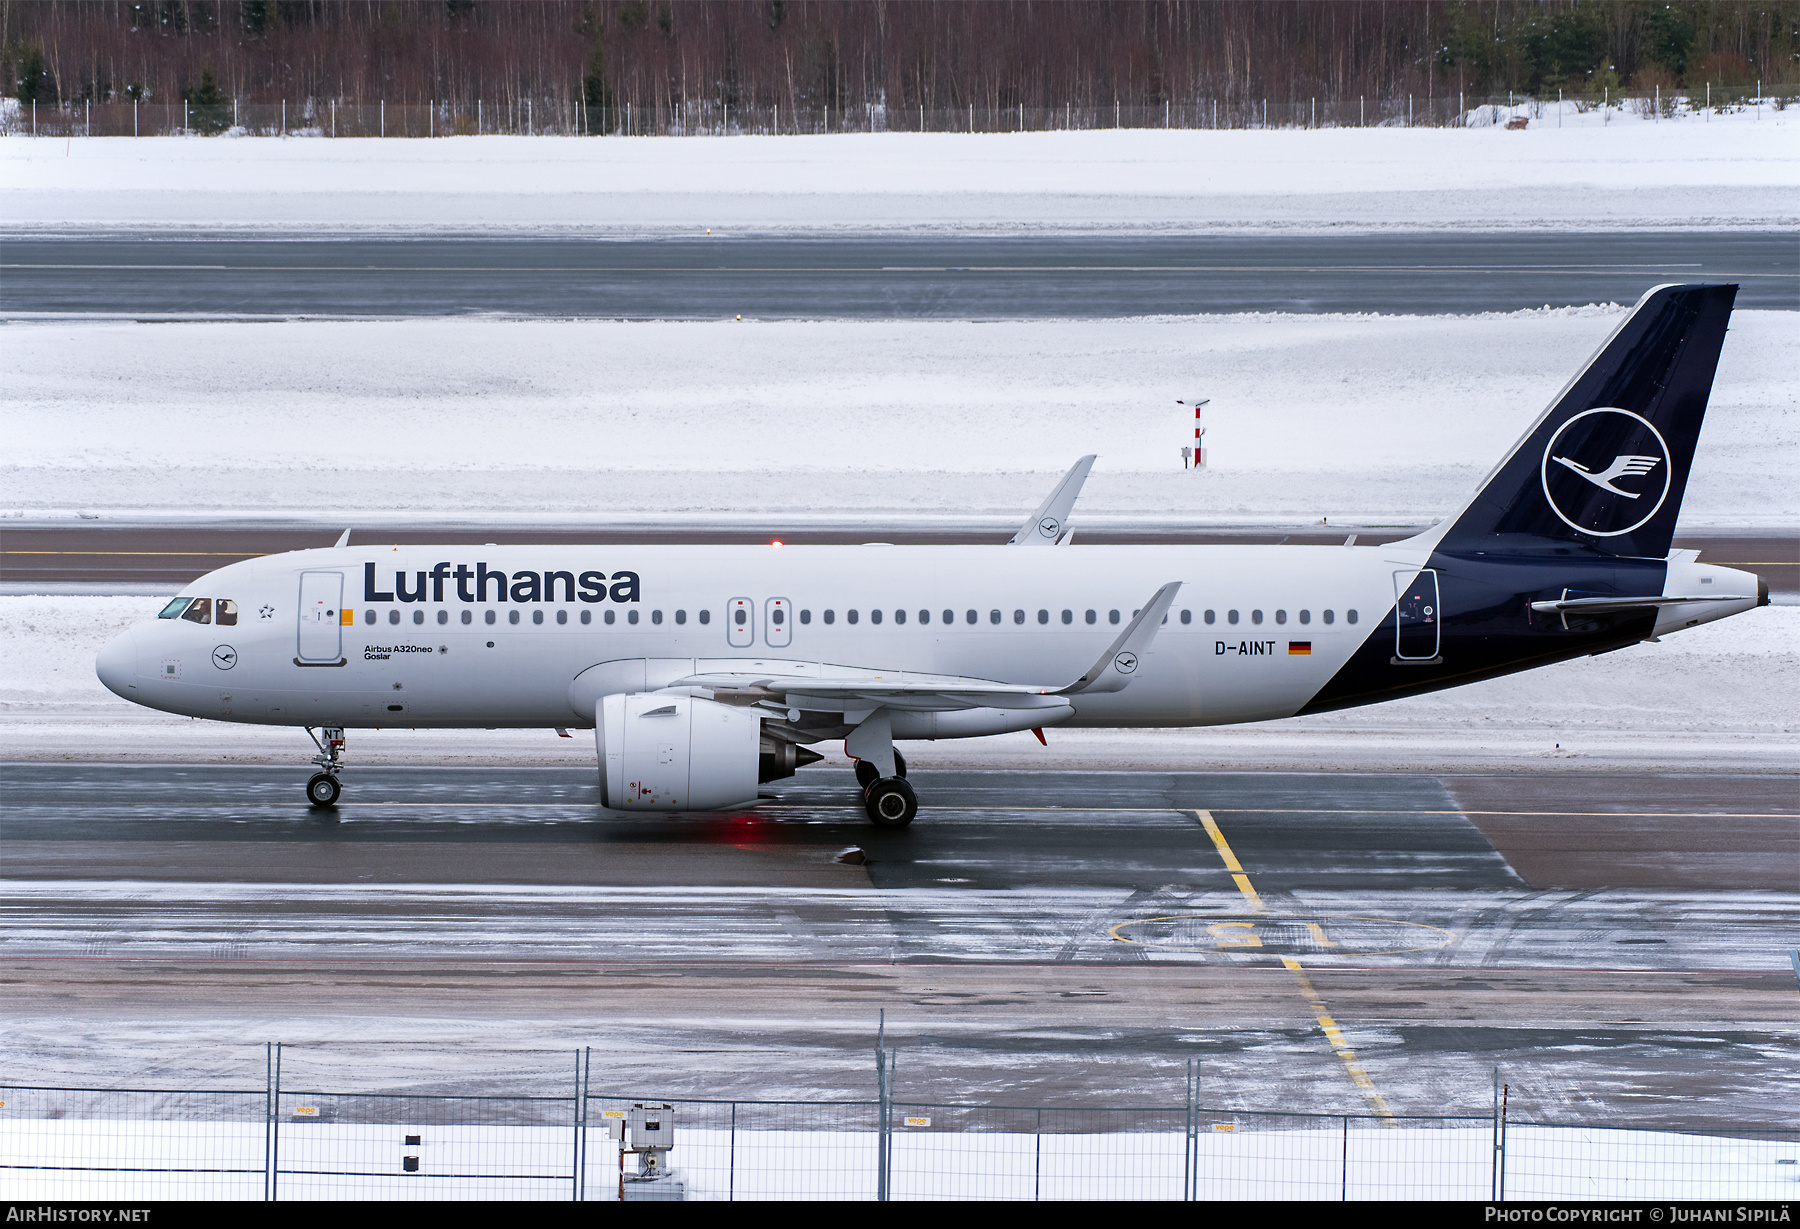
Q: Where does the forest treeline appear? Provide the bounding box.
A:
[7,1,1796,112]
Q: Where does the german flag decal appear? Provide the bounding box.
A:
[1288,641,1312,655]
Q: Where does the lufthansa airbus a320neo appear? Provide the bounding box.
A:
[97,284,1766,827]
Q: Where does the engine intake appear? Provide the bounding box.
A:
[597,693,762,811]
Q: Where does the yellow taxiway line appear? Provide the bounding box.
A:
[1191,808,1396,1122]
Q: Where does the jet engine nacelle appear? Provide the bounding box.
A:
[597,693,762,811]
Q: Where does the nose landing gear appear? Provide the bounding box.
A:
[304,726,345,808]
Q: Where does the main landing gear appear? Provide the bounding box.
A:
[853,749,915,828]
[304,726,345,808]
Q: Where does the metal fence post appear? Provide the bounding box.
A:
[1498,1082,1509,1201]
[1034,1106,1043,1201]
[572,1047,587,1202]
[1184,1058,1198,1200]
[1491,1068,1500,1200]
[1341,1115,1349,1200]
[263,1042,274,1201]
[270,1042,282,1201]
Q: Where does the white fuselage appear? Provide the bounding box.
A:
[94,542,1757,734]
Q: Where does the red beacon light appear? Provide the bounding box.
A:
[770,539,783,547]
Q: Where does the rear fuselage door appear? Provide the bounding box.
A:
[297,571,345,662]
[1393,569,1441,661]
[765,597,791,647]
[726,597,754,648]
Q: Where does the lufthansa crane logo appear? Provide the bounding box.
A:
[1539,407,1671,538]
[212,645,238,670]
[1038,517,1061,539]
[1113,651,1139,674]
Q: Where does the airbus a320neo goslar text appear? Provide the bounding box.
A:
[97,284,1766,827]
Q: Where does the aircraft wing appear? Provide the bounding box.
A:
[664,582,1180,713]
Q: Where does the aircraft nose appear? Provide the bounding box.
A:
[95,627,141,699]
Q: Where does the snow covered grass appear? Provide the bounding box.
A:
[4,596,1792,773]
[3,309,1793,526]
[3,114,1794,234]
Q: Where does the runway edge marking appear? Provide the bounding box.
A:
[1190,808,1397,1123]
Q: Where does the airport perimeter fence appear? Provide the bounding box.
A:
[2,1055,1797,1202]
[4,85,1794,139]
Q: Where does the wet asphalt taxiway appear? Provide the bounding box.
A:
[3,762,1795,1125]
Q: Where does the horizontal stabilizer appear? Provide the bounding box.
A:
[1528,594,1751,614]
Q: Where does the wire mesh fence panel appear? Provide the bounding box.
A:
[1503,1124,1800,1201]
[887,1105,1191,1201]
[1344,1118,1492,1200]
[0,1085,265,1201]
[272,1091,576,1201]
[1191,1112,1351,1201]
[588,1096,881,1201]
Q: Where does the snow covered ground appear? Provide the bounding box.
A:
[5,595,1792,772]
[2,1118,1794,1202]
[4,308,1794,527]
[4,108,1794,235]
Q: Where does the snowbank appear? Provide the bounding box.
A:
[5,596,1792,773]
[3,309,1793,527]
[4,115,1794,234]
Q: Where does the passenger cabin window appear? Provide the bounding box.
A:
[507,610,519,625]
[1108,610,1120,625]
[485,610,497,625]
[824,610,836,625]
[1228,610,1239,624]
[848,610,860,624]
[800,610,811,624]
[893,609,905,625]
[216,599,238,626]
[439,610,450,625]
[1204,610,1215,624]
[557,610,568,625]
[1037,609,1049,624]
[699,610,712,625]
[1347,609,1359,624]
[942,609,954,624]
[416,610,427,625]
[1062,610,1073,624]
[870,609,882,625]
[628,610,640,625]
[1085,610,1097,625]
[989,610,1001,625]
[1275,610,1287,625]
[181,598,212,625]
[1014,610,1025,625]
[1323,610,1335,624]
[365,609,377,625]
[651,610,663,625]
[159,598,190,619]
[532,610,544,625]
[1251,610,1263,625]
[1180,609,1191,624]
[1299,610,1311,625]
[676,610,687,625]
[605,610,616,625]
[966,610,978,625]
[580,610,591,624]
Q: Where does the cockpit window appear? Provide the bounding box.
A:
[216,599,238,626]
[181,597,212,625]
[159,598,191,619]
